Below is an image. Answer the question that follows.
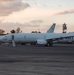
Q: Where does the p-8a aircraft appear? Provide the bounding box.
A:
[0,23,56,46]
[2,32,74,47]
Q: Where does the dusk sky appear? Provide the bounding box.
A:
[0,0,74,33]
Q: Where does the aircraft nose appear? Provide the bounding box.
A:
[0,36,4,42]
[0,38,2,42]
[1,36,7,42]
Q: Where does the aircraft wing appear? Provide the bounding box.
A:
[46,33,74,42]
[36,33,74,46]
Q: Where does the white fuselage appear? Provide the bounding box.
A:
[2,33,74,44]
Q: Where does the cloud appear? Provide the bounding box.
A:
[56,9,74,15]
[30,20,43,24]
[0,0,12,2]
[16,22,40,27]
[0,21,40,33]
[0,0,30,16]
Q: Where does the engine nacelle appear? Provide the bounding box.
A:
[37,39,47,45]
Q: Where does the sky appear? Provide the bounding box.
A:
[0,0,74,33]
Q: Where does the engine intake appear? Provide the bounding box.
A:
[37,39,47,45]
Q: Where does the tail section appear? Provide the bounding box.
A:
[47,23,56,33]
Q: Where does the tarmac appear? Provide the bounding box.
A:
[0,44,74,75]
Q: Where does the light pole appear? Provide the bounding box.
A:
[62,23,67,33]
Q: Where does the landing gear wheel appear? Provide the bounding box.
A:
[49,43,53,47]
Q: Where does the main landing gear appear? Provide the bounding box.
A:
[44,42,53,47]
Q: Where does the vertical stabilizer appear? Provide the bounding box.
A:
[47,23,56,33]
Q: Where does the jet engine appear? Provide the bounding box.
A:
[37,39,47,45]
